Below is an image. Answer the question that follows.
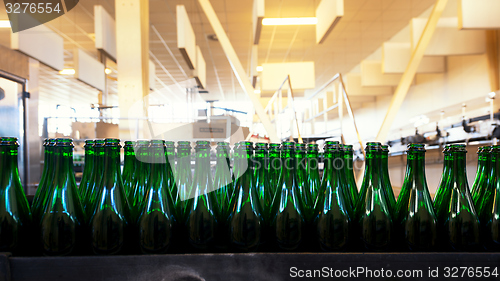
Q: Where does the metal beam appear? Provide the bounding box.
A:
[197,0,279,142]
[376,0,448,143]
[486,30,499,92]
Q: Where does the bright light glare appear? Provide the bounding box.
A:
[254,89,261,94]
[0,21,10,28]
[256,66,263,72]
[104,68,112,75]
[59,69,75,75]
[262,17,317,26]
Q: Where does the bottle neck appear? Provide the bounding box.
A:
[405,151,426,185]
[83,148,94,171]
[323,149,340,183]
[0,145,20,177]
[149,147,167,183]
[193,148,211,192]
[103,146,121,179]
[124,147,134,165]
[254,150,267,176]
[94,147,105,169]
[54,146,74,178]
[449,151,468,187]
[281,149,296,180]
[491,150,500,178]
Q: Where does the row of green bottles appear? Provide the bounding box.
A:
[25,138,500,255]
[471,145,500,251]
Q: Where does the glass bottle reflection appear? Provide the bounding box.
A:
[185,141,219,250]
[39,138,86,256]
[355,142,393,251]
[395,144,437,251]
[0,137,32,254]
[137,140,175,254]
[314,141,351,251]
[271,142,304,251]
[433,144,480,251]
[227,142,263,251]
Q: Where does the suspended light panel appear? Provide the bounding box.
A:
[0,20,10,28]
[262,17,317,26]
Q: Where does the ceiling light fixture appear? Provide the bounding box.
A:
[59,69,76,75]
[262,17,317,26]
[0,20,11,28]
[256,66,263,72]
[104,68,112,75]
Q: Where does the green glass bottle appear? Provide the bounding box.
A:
[433,144,480,251]
[40,138,86,256]
[0,137,32,253]
[137,140,175,254]
[214,142,233,222]
[341,144,358,208]
[32,138,56,221]
[88,139,131,255]
[395,144,437,251]
[295,143,314,224]
[268,143,282,206]
[172,141,193,224]
[84,139,105,215]
[314,141,351,251]
[337,145,355,217]
[185,140,219,250]
[122,141,136,200]
[306,144,321,204]
[164,141,176,194]
[355,142,393,251]
[129,140,150,220]
[472,146,491,207]
[380,145,396,213]
[227,142,264,251]
[476,145,500,250]
[254,143,272,223]
[78,140,94,199]
[271,141,305,251]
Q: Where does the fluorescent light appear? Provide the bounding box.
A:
[59,69,75,75]
[262,17,317,26]
[256,66,263,72]
[254,89,261,94]
[104,68,112,75]
[0,20,11,28]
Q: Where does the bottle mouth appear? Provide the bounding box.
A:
[295,143,306,151]
[217,141,229,146]
[135,140,150,147]
[448,144,467,152]
[149,139,164,146]
[177,141,191,147]
[407,143,425,152]
[269,143,281,148]
[105,138,121,146]
[365,142,381,151]
[124,140,134,147]
[324,142,340,150]
[0,137,19,146]
[93,139,106,147]
[307,143,318,150]
[55,138,74,147]
[341,144,353,150]
[255,142,268,149]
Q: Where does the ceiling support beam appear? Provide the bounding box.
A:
[376,0,448,143]
[115,0,150,139]
[197,0,279,143]
[486,30,499,92]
